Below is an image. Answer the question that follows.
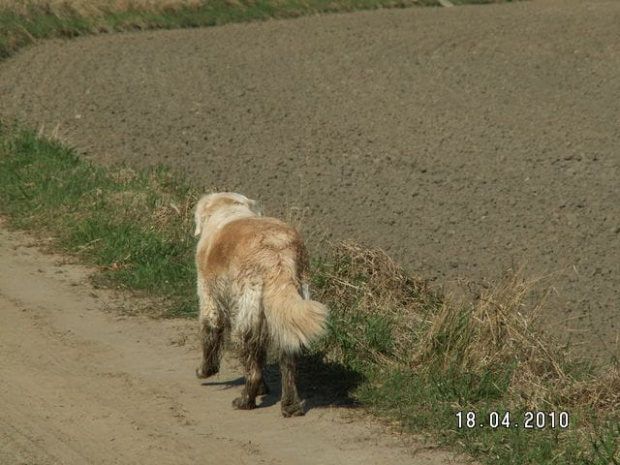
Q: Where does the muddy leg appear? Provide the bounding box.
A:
[232,334,267,410]
[196,292,225,379]
[257,372,270,396]
[279,352,304,417]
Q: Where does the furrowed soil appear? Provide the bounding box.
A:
[0,224,466,465]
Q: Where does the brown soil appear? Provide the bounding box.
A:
[0,224,468,465]
[0,0,619,361]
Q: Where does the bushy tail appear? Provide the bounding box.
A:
[263,280,328,354]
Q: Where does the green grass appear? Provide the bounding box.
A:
[0,122,198,317]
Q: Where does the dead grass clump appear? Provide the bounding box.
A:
[152,195,195,232]
[0,1,97,21]
[110,167,140,185]
[324,240,433,315]
[313,241,438,364]
[315,240,620,418]
[105,168,197,234]
[0,0,204,18]
[414,269,576,408]
[559,364,620,412]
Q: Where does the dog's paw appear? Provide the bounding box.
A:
[281,402,304,418]
[232,396,257,410]
[196,364,219,379]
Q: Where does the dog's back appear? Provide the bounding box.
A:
[197,216,327,353]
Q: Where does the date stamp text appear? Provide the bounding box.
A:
[455,411,570,430]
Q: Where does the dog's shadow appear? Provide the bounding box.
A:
[200,353,364,412]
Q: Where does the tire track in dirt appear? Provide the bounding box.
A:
[0,225,468,465]
[0,1,618,359]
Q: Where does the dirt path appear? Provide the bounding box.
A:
[0,224,469,465]
[0,1,619,360]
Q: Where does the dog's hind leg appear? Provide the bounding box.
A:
[232,331,268,410]
[232,285,269,409]
[196,287,225,379]
[279,352,304,417]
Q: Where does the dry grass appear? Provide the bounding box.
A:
[0,0,205,16]
[313,240,620,417]
[313,241,435,364]
[0,0,213,61]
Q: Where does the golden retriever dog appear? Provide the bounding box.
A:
[193,192,328,417]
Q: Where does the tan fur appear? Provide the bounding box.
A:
[193,192,328,417]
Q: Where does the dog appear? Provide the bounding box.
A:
[193,192,328,417]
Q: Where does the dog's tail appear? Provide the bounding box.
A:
[263,279,328,354]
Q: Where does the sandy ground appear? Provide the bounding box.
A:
[0,1,619,360]
[0,223,471,465]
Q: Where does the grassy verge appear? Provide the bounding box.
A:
[310,243,620,464]
[0,0,515,61]
[1,123,618,464]
[0,123,199,317]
